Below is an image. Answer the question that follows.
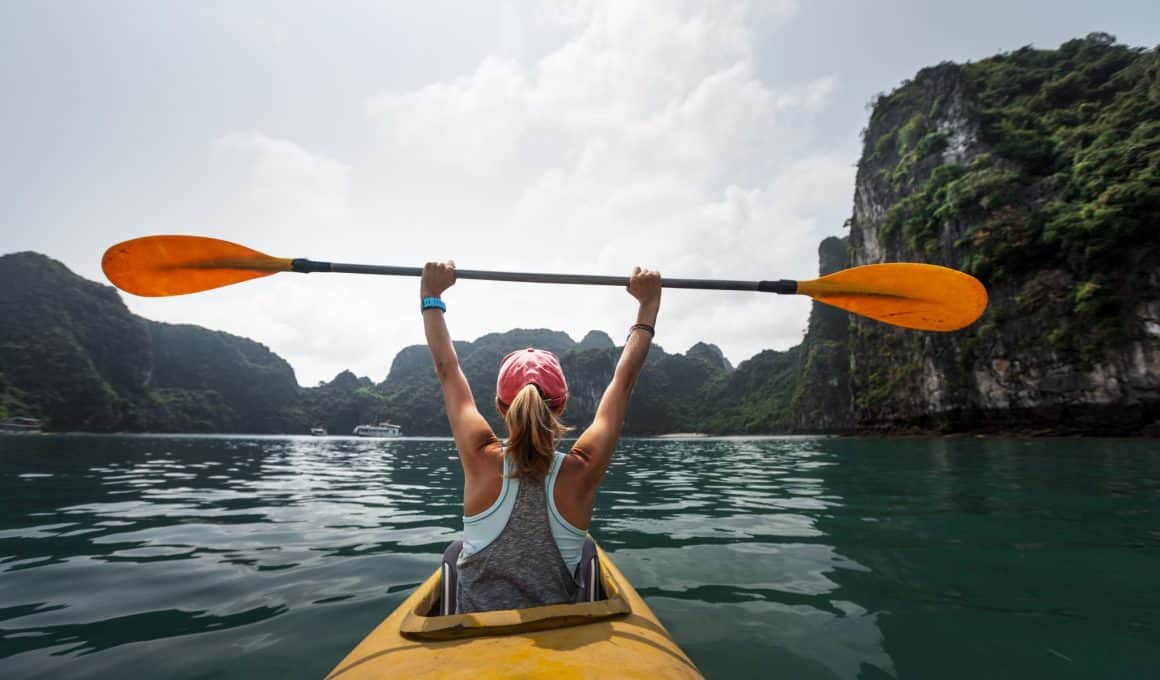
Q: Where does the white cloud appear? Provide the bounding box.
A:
[214,132,353,248]
[167,0,853,385]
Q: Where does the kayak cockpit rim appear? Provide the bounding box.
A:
[325,544,704,679]
[399,555,631,641]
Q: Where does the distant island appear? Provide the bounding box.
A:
[1,34,1156,437]
[0,246,842,436]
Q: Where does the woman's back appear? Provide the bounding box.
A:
[457,452,582,613]
[420,261,661,613]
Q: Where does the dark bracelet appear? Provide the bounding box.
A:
[629,323,655,338]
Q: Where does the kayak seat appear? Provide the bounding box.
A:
[399,543,634,643]
[438,536,602,616]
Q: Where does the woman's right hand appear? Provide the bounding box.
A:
[627,266,661,307]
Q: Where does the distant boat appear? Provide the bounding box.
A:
[0,417,44,433]
[310,427,328,436]
[352,422,403,438]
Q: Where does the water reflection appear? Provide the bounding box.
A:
[0,436,457,678]
[808,437,1160,679]
[1,435,1158,679]
[602,438,895,678]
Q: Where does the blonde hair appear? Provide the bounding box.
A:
[502,384,571,480]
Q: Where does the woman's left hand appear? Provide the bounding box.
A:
[421,260,456,298]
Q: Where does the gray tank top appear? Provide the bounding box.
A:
[456,467,578,614]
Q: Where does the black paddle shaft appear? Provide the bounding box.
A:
[291,258,797,294]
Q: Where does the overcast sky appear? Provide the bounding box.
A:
[3,1,1156,385]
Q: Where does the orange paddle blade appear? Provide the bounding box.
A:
[796,263,987,332]
[102,235,294,297]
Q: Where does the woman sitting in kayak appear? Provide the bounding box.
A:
[421,261,661,614]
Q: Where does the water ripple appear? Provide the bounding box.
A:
[2,434,1159,679]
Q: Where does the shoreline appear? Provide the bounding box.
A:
[6,429,1157,439]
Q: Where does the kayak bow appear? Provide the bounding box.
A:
[326,545,702,679]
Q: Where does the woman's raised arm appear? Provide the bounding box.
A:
[421,261,496,471]
[570,267,661,500]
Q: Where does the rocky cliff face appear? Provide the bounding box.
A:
[0,253,309,433]
[848,35,1159,433]
[145,321,301,432]
[790,237,854,432]
[0,252,151,430]
[376,329,568,435]
[686,342,733,372]
[375,329,740,436]
[576,330,616,351]
[296,370,385,436]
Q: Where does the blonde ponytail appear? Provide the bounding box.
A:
[503,384,570,480]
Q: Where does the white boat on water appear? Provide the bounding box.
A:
[352,422,403,438]
[310,427,328,436]
[0,417,44,433]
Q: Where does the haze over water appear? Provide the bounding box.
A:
[1,435,1157,679]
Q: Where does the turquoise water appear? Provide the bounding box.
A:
[1,435,1158,679]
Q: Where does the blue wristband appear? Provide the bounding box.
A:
[421,297,446,313]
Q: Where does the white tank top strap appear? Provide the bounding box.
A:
[545,451,587,572]
[460,454,518,560]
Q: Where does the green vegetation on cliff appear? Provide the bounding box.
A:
[143,322,302,432]
[867,34,1157,355]
[0,252,150,430]
[852,34,1158,432]
[0,252,306,433]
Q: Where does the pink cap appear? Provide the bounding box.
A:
[497,348,568,409]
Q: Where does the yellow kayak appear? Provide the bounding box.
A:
[326,545,703,679]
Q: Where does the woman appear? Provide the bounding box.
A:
[420,261,661,614]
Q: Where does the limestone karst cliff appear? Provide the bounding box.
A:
[847,34,1158,433]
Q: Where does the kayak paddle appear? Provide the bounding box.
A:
[102,235,987,332]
